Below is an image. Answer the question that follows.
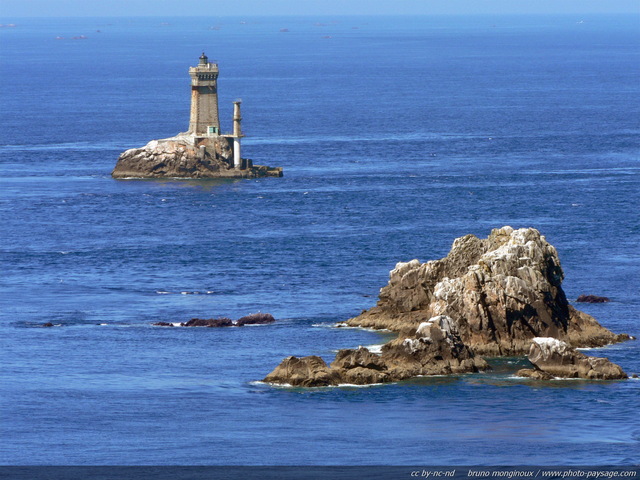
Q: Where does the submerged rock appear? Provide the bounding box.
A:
[41,322,55,327]
[524,337,627,380]
[112,135,282,179]
[346,226,628,355]
[153,322,174,327]
[576,294,610,303]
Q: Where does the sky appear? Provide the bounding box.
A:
[2,0,640,17]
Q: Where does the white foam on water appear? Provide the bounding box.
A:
[312,322,342,328]
[333,322,391,333]
[259,381,294,388]
[335,383,387,388]
[550,377,586,381]
[253,380,392,389]
[366,344,384,354]
[156,291,171,294]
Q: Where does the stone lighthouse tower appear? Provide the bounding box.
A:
[112,54,283,179]
[188,52,220,135]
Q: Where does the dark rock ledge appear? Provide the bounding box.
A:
[576,294,610,303]
[263,227,631,387]
[153,313,275,328]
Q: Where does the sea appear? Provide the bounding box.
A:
[0,15,639,467]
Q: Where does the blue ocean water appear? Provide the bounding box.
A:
[0,15,639,465]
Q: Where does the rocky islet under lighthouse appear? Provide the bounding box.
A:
[112,53,282,179]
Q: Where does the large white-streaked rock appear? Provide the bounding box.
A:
[347,227,629,355]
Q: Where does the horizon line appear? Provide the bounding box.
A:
[2,11,639,19]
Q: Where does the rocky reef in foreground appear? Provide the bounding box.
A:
[112,134,283,179]
[264,227,631,387]
[264,315,489,387]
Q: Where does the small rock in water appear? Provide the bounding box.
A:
[236,313,275,326]
[183,317,234,327]
[42,322,55,327]
[154,314,277,328]
[516,368,554,380]
[264,356,342,387]
[576,294,610,303]
[526,337,627,380]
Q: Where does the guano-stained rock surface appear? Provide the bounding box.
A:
[517,337,627,380]
[346,226,628,355]
[264,227,631,387]
[112,135,282,179]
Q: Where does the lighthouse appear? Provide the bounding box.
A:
[113,53,282,178]
[188,52,220,136]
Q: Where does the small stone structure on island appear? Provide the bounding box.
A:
[112,53,282,179]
